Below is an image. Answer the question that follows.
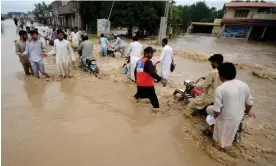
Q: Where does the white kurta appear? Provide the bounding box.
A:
[48,39,75,77]
[213,79,253,148]
[70,32,80,47]
[160,45,173,80]
[40,26,50,38]
[127,41,143,81]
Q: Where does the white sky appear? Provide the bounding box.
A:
[1,0,276,14]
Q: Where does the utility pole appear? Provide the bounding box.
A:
[108,1,115,21]
[158,0,170,44]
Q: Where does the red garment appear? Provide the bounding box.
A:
[136,58,154,87]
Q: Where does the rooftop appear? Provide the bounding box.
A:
[224,2,276,8]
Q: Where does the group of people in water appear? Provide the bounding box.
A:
[14,20,255,151]
[125,35,255,150]
[130,45,255,150]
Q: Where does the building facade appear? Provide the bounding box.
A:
[50,0,82,29]
[187,19,222,36]
[220,1,276,41]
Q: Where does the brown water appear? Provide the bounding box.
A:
[2,19,276,166]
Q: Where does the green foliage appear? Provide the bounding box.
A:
[79,1,223,35]
[33,2,52,23]
[80,1,165,36]
[178,1,224,31]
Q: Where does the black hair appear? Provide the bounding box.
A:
[100,34,104,37]
[26,26,30,30]
[71,28,74,31]
[208,54,224,65]
[132,36,138,41]
[162,38,168,44]
[82,35,88,41]
[57,29,64,35]
[144,47,156,55]
[19,30,27,36]
[53,27,56,31]
[74,27,78,29]
[30,30,38,35]
[64,34,67,40]
[34,28,38,32]
[217,62,236,80]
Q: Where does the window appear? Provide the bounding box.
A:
[235,10,249,18]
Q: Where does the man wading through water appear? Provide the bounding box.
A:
[132,47,167,111]
[15,30,33,75]
[47,29,75,78]
[23,30,50,78]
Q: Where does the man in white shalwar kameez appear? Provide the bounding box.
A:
[47,29,76,78]
[210,62,254,149]
[127,36,143,81]
[39,24,50,47]
[156,38,173,80]
[70,27,81,49]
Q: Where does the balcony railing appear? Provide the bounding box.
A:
[252,13,276,20]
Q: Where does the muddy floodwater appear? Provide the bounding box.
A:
[2,19,276,166]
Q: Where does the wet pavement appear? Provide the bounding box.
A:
[2,19,276,166]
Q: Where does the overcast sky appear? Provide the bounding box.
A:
[1,0,275,14]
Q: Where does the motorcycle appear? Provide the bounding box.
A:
[175,78,246,142]
[107,45,116,57]
[84,58,99,77]
[173,77,206,101]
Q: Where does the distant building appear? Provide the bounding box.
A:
[51,0,82,28]
[188,19,222,36]
[43,10,53,25]
[220,1,276,41]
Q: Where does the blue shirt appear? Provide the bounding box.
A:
[24,39,45,62]
[100,37,109,48]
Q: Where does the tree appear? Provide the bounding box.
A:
[33,2,52,23]
[79,1,165,36]
[176,1,224,31]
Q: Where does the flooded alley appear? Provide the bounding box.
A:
[2,19,276,166]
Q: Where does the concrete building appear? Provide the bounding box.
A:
[52,0,62,26]
[188,19,222,36]
[43,10,53,25]
[220,1,276,41]
[50,0,82,29]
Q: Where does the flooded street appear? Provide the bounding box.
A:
[170,34,276,69]
[2,19,276,166]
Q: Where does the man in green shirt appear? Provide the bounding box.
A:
[15,30,33,75]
